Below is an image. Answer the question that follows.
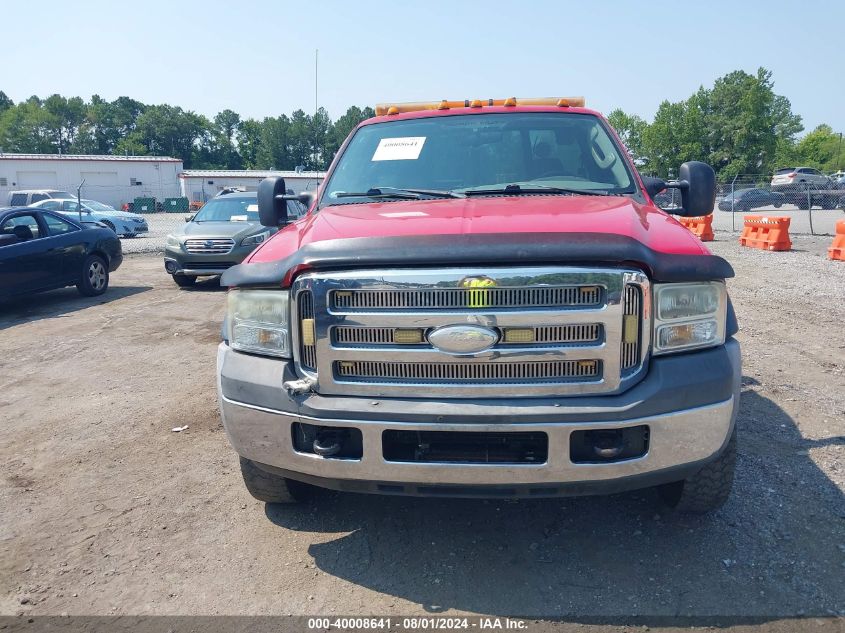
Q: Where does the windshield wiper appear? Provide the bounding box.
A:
[334,187,464,200]
[464,184,609,196]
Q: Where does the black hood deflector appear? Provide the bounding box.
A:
[221,232,734,287]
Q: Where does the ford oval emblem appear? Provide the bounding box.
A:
[427,325,499,355]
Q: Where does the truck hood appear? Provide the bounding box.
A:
[249,195,709,264]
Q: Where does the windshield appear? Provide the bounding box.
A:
[321,112,636,205]
[82,200,116,212]
[193,196,259,222]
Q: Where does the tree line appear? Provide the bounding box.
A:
[608,67,843,180]
[1,67,842,177]
[0,90,373,171]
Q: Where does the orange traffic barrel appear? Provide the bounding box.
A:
[739,215,792,251]
[829,219,845,261]
[679,215,714,241]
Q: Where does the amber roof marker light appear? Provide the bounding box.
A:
[374,97,586,116]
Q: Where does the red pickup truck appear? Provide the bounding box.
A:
[217,98,740,514]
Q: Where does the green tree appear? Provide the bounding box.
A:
[607,108,647,164]
[0,91,12,114]
[325,105,374,164]
[795,124,844,172]
[121,104,210,167]
[237,119,263,169]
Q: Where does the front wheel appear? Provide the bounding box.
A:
[171,274,196,288]
[658,429,736,514]
[76,254,109,296]
[238,457,315,503]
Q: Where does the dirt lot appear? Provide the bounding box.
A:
[1,235,843,626]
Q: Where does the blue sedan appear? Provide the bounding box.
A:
[0,207,123,300]
[30,198,149,238]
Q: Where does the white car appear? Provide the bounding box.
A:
[771,166,830,189]
[29,198,148,238]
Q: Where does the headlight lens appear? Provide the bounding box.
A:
[241,230,271,246]
[653,282,726,355]
[227,289,290,357]
[165,234,181,248]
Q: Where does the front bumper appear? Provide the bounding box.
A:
[164,244,253,276]
[217,340,741,496]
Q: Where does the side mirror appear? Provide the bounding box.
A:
[184,214,194,222]
[258,177,289,227]
[662,161,716,216]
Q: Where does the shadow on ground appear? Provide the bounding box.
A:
[0,285,151,328]
[264,386,844,623]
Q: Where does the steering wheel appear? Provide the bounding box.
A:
[590,127,617,169]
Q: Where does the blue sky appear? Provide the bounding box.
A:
[3,0,843,133]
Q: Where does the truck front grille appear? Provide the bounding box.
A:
[291,267,649,398]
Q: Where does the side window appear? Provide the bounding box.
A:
[0,214,42,241]
[30,193,48,203]
[62,201,80,212]
[10,193,28,206]
[41,200,61,211]
[42,213,80,236]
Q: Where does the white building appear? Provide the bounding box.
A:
[179,170,325,203]
[0,153,183,209]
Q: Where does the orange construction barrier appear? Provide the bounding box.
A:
[679,215,714,241]
[739,215,792,251]
[829,219,845,261]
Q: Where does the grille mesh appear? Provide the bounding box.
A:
[331,286,601,311]
[335,360,601,383]
[298,291,317,370]
[621,285,641,371]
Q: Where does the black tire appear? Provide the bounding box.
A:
[658,428,736,514]
[76,254,109,296]
[171,274,196,288]
[238,456,314,503]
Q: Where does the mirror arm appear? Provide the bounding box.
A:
[664,179,690,191]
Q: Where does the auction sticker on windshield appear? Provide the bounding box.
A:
[372,137,426,161]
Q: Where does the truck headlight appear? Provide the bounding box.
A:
[653,282,727,355]
[241,230,270,246]
[227,289,290,357]
[165,235,181,248]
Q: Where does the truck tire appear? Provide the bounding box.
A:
[171,274,196,288]
[658,429,736,513]
[238,456,314,503]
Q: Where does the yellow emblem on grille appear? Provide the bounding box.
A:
[459,275,497,308]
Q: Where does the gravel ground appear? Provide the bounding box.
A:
[0,239,843,628]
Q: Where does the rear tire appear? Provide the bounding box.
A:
[172,274,196,288]
[658,428,736,514]
[76,255,109,296]
[238,456,315,503]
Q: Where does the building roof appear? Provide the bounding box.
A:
[179,169,325,179]
[0,153,182,163]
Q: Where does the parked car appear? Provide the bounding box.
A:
[771,167,830,189]
[163,189,306,287]
[30,198,149,238]
[218,96,740,514]
[717,187,785,211]
[0,207,123,299]
[7,190,75,206]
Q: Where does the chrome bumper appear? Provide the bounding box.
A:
[217,349,739,489]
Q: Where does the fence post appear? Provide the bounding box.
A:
[731,175,738,232]
[807,182,814,236]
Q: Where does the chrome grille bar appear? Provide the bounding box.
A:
[331,285,601,311]
[335,359,601,383]
[333,324,602,347]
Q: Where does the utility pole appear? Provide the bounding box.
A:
[313,48,319,170]
[77,178,86,223]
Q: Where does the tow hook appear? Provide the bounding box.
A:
[283,377,316,396]
[313,429,348,457]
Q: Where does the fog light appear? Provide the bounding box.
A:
[164,261,177,273]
